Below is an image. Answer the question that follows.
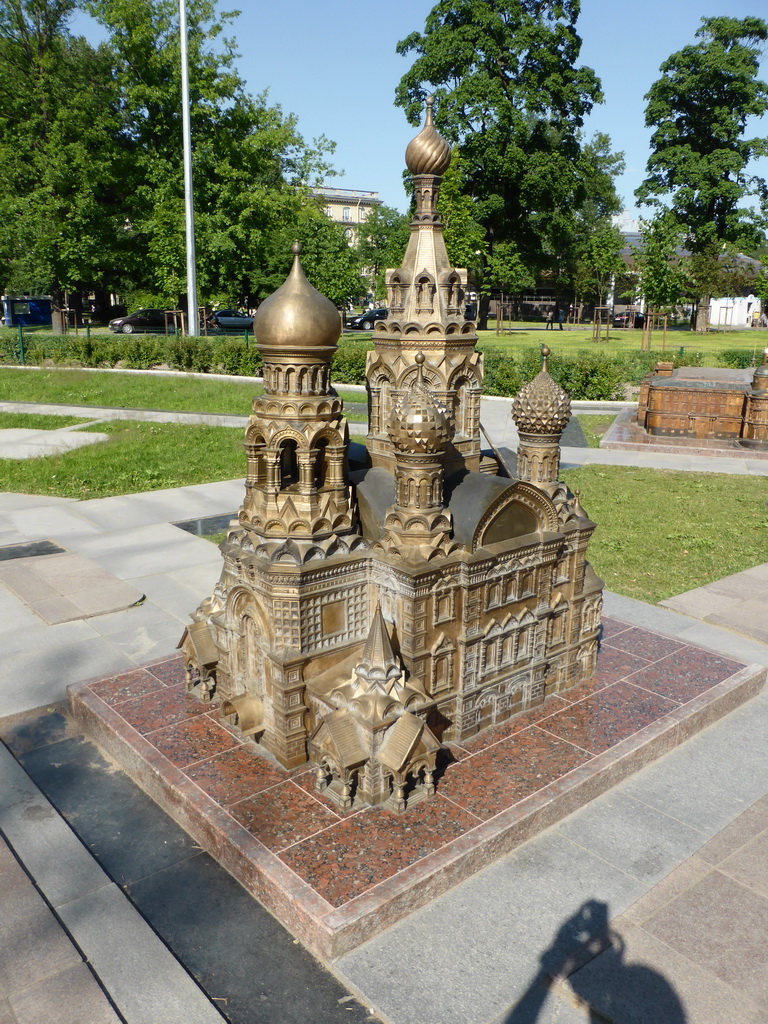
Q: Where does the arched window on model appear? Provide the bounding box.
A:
[279,439,299,487]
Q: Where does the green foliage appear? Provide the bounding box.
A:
[395,1,622,308]
[718,349,756,368]
[636,16,768,327]
[356,204,410,298]
[214,340,261,376]
[121,336,164,370]
[632,214,688,311]
[481,348,627,400]
[330,342,372,385]
[573,222,625,305]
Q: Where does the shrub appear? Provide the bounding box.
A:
[120,336,163,369]
[166,337,212,372]
[331,343,370,384]
[214,340,262,376]
[718,348,755,369]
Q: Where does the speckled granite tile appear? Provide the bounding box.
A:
[186,745,292,806]
[626,647,745,703]
[229,781,341,852]
[439,728,592,819]
[117,685,209,735]
[89,668,167,707]
[280,797,482,907]
[539,681,679,755]
[148,715,240,768]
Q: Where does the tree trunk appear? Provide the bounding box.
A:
[478,293,491,331]
[695,295,710,333]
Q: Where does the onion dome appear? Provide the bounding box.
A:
[405,95,451,176]
[512,345,571,435]
[388,353,451,452]
[253,242,340,350]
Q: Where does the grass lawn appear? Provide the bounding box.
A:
[475,325,768,365]
[576,415,617,448]
[0,412,91,430]
[0,420,245,499]
[0,368,367,420]
[561,465,768,603]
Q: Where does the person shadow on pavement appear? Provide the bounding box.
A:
[504,899,687,1023]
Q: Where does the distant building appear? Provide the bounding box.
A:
[313,186,382,243]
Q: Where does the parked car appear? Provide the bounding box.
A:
[346,308,388,330]
[613,310,645,328]
[108,309,175,334]
[209,309,253,330]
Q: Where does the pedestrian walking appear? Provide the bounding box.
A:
[557,307,564,330]
[545,309,554,330]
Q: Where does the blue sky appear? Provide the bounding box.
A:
[71,0,768,219]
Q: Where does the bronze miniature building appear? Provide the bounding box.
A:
[180,100,604,812]
[637,352,768,448]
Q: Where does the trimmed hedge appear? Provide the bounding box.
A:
[0,329,718,401]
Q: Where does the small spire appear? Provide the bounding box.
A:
[415,350,426,385]
[541,344,550,373]
[425,94,434,126]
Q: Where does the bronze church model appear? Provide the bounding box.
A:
[179,99,603,812]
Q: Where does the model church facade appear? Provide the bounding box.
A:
[179,100,603,812]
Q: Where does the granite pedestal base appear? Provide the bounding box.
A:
[602,408,768,458]
[67,617,765,962]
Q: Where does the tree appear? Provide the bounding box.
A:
[635,16,768,331]
[85,0,337,312]
[573,223,624,307]
[356,204,410,299]
[632,215,688,313]
[395,0,607,326]
[0,1,126,320]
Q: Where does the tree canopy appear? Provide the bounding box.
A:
[0,0,356,317]
[635,16,768,328]
[394,0,621,321]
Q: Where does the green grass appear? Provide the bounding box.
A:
[575,414,617,448]
[561,465,768,603]
[0,412,92,429]
[476,325,767,366]
[0,420,245,499]
[0,368,367,420]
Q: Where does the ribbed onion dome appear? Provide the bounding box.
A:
[253,242,340,350]
[405,95,452,176]
[512,346,571,435]
[388,352,451,452]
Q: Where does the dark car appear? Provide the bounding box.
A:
[108,309,175,334]
[613,310,645,328]
[209,308,253,330]
[346,308,388,330]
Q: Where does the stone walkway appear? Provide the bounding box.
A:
[0,396,767,1022]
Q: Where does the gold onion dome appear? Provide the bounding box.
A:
[512,346,571,435]
[405,95,452,176]
[253,241,340,350]
[388,353,451,452]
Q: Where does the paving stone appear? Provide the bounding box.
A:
[18,736,200,887]
[0,893,82,997]
[642,871,768,1007]
[57,884,228,1024]
[0,636,133,717]
[336,832,646,1024]
[567,920,762,1024]
[9,963,121,1024]
[717,828,768,899]
[127,853,375,1024]
[555,790,708,885]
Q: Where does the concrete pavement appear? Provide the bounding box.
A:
[1,395,767,1022]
